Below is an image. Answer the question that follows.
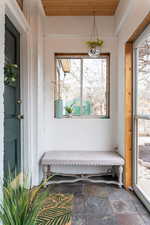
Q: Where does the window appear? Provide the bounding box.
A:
[55,54,110,118]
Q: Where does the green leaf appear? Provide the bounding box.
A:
[4,64,18,85]
[86,39,104,47]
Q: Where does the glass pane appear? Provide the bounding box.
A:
[83,58,108,117]
[56,58,81,116]
[137,37,150,115]
[137,119,150,200]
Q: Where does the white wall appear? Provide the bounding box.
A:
[43,16,118,155]
[115,0,132,34]
[115,0,150,156]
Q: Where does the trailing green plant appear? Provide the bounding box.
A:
[4,64,18,85]
[86,39,104,48]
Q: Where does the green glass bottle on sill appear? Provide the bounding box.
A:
[55,99,63,118]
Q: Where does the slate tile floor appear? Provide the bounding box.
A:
[49,183,150,225]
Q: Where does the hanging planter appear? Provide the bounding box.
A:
[86,12,104,58]
[4,64,18,85]
[86,39,104,57]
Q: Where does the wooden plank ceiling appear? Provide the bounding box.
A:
[41,0,120,16]
[17,0,23,10]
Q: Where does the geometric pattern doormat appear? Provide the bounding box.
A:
[36,194,73,225]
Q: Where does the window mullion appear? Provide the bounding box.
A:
[80,59,83,115]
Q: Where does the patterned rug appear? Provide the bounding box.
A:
[36,194,73,225]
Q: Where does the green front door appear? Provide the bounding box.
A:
[4,16,21,178]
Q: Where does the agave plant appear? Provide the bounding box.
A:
[0,174,72,225]
[0,174,48,225]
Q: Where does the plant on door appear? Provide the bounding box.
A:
[4,64,18,85]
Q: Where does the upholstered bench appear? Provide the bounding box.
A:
[40,151,124,188]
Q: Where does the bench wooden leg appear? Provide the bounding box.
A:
[118,165,123,188]
[43,165,48,188]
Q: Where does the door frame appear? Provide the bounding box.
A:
[4,0,31,176]
[124,13,150,189]
[124,13,150,212]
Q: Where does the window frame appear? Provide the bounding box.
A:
[55,53,110,119]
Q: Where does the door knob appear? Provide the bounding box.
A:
[16,114,24,120]
[17,100,22,104]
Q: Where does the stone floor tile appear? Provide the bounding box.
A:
[109,188,133,201]
[85,196,113,216]
[131,196,150,216]
[50,183,83,195]
[111,199,137,214]
[47,183,150,224]
[73,195,85,214]
[107,184,121,192]
[141,214,150,225]
[83,184,109,198]
[116,214,145,225]
[87,215,118,225]
[72,215,87,225]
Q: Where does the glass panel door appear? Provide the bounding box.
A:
[133,25,150,211]
[135,118,150,197]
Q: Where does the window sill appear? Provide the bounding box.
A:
[55,115,110,119]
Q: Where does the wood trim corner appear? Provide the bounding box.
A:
[124,42,133,189]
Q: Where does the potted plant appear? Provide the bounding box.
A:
[65,104,74,117]
[86,39,104,57]
[0,174,72,225]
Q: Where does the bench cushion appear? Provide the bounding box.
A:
[41,151,124,166]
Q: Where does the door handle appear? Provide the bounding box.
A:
[16,114,24,120]
[16,99,22,104]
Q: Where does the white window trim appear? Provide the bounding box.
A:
[55,54,110,119]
